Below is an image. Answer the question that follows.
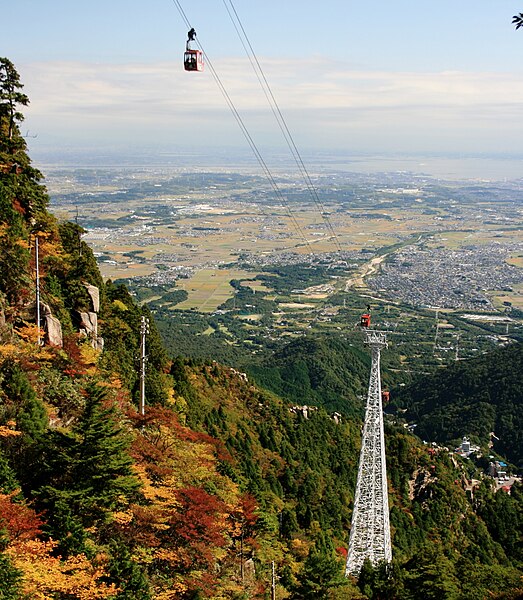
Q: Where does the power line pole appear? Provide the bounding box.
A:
[455,333,460,362]
[433,309,439,355]
[35,236,41,346]
[345,329,391,576]
[140,316,150,416]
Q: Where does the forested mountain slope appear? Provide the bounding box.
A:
[394,342,523,466]
[168,359,523,599]
[1,57,523,599]
[246,336,371,416]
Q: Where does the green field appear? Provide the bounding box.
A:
[175,268,260,313]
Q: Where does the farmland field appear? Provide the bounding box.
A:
[174,268,262,313]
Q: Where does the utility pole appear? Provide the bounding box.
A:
[433,309,439,355]
[240,529,244,582]
[345,329,391,576]
[271,561,276,600]
[75,205,82,256]
[35,236,41,346]
[140,316,150,416]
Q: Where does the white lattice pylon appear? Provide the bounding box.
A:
[345,330,392,576]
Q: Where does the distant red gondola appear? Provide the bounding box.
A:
[360,313,371,328]
[381,390,390,403]
[184,49,204,72]
[184,27,203,72]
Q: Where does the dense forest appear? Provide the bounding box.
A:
[393,342,523,467]
[1,57,523,599]
[246,336,370,416]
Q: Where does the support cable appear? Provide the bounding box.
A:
[171,0,313,252]
[222,0,342,252]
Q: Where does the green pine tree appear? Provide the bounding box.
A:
[404,545,460,600]
[0,58,48,219]
[34,384,140,553]
[0,527,21,600]
[357,558,376,598]
[0,448,18,493]
[0,209,31,306]
[105,538,151,600]
[0,551,22,600]
[1,364,47,440]
[0,57,28,149]
[357,558,405,600]
[0,57,50,306]
[292,532,345,599]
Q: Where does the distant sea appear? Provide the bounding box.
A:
[30,145,523,183]
[312,154,523,182]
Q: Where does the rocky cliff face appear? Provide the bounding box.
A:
[41,302,62,347]
[77,283,103,350]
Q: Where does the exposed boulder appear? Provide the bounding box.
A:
[78,311,98,337]
[244,558,256,580]
[45,314,63,347]
[78,310,104,350]
[83,283,100,313]
[40,303,63,347]
[93,336,104,351]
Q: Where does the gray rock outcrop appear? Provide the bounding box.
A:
[41,303,63,347]
[78,311,98,337]
[78,310,104,350]
[83,283,100,313]
[80,283,103,349]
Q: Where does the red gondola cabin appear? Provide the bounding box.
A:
[360,313,371,328]
[184,50,204,72]
[381,391,390,403]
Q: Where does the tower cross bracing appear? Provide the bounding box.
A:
[345,330,392,576]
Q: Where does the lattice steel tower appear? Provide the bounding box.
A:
[345,330,392,576]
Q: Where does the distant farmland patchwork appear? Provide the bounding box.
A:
[46,167,523,319]
[174,268,262,313]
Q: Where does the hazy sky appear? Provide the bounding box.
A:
[4,0,523,158]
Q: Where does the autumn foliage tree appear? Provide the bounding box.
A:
[0,492,43,543]
[108,406,263,598]
[0,493,119,600]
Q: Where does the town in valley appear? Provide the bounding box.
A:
[42,156,523,375]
